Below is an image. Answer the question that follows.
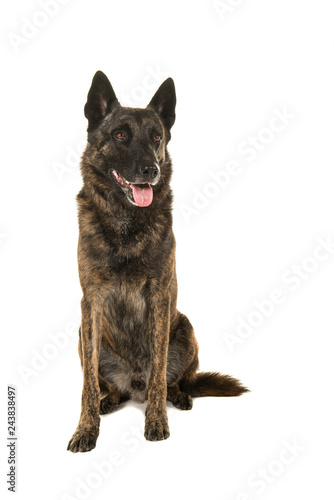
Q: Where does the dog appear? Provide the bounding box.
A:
[67,71,248,453]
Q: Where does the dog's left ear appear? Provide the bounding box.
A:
[84,71,119,132]
[147,78,176,131]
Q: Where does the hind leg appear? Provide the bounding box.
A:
[99,375,129,415]
[99,376,122,415]
[166,313,199,410]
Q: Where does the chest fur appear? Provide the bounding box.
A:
[103,278,149,347]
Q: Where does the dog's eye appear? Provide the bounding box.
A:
[115,132,127,141]
[153,134,161,142]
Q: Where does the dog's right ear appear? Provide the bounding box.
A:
[84,71,119,132]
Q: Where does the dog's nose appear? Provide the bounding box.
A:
[140,165,159,179]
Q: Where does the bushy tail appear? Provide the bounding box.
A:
[179,372,249,398]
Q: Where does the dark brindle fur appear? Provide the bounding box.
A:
[67,71,248,453]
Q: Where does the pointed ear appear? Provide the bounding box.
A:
[84,71,119,131]
[147,78,176,131]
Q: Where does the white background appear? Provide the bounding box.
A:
[1,1,334,499]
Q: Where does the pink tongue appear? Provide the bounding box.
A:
[131,184,153,207]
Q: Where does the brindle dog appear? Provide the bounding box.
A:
[67,71,248,453]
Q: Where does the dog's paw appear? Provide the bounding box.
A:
[100,396,119,415]
[67,428,99,453]
[171,392,193,411]
[144,419,170,441]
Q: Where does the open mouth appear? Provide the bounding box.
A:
[112,170,153,207]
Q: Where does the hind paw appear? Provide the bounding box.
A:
[171,392,193,410]
[100,396,119,415]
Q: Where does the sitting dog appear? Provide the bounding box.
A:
[67,71,248,453]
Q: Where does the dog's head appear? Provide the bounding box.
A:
[82,71,176,208]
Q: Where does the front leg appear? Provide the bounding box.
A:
[145,298,170,441]
[67,298,103,453]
